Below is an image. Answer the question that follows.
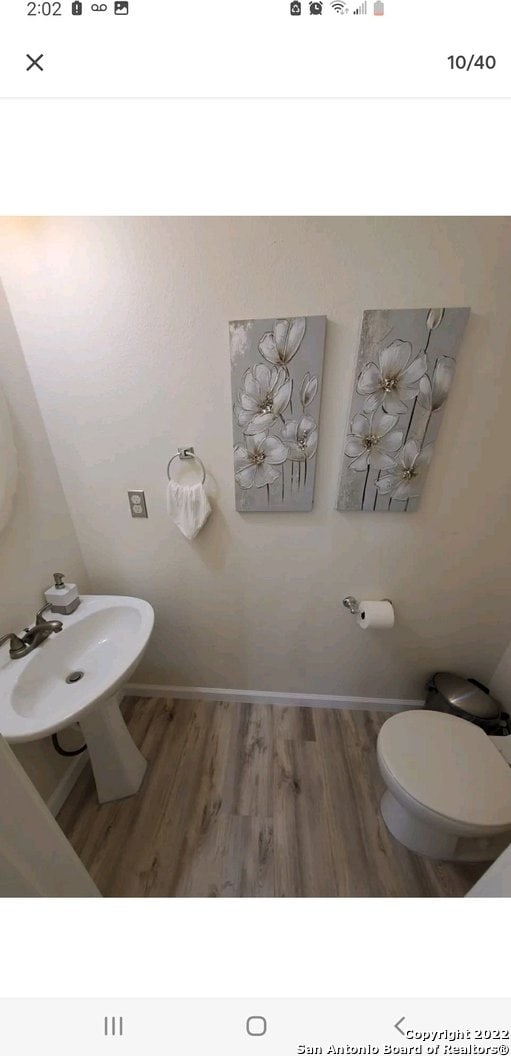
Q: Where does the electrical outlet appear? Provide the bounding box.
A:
[128,490,148,518]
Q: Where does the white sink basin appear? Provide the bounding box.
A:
[0,595,154,803]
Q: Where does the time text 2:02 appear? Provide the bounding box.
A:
[447,55,496,71]
[27,2,62,12]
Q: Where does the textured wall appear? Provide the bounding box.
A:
[1,216,511,699]
[0,281,90,799]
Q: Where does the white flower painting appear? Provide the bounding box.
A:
[337,307,470,512]
[230,316,326,512]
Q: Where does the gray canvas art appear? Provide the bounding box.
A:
[337,307,470,512]
[230,315,326,512]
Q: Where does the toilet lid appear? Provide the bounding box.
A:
[378,710,511,827]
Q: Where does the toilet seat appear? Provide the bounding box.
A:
[377,710,511,835]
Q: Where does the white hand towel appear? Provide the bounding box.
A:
[166,480,211,540]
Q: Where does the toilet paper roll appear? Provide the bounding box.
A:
[356,600,394,630]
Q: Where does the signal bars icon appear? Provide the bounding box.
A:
[352,1,385,12]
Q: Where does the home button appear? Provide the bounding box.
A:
[246,1016,267,1036]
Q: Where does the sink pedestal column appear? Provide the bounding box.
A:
[79,692,147,804]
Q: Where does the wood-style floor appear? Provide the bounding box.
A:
[57,698,487,897]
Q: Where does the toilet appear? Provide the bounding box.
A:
[377,710,511,861]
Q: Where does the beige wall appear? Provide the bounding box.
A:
[0,281,89,799]
[1,216,511,700]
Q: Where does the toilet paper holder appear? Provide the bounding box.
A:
[342,596,392,616]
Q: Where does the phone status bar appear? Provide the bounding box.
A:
[290,1,385,14]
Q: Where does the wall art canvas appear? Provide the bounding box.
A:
[230,315,326,512]
[337,307,470,512]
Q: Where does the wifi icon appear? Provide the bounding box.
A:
[331,1,349,10]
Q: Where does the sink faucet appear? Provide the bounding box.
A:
[0,608,63,660]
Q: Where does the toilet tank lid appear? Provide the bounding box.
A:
[431,672,501,720]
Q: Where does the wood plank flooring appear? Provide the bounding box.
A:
[57,698,487,897]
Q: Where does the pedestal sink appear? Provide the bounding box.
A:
[0,595,154,803]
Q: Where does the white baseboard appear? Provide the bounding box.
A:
[46,752,89,818]
[125,683,423,712]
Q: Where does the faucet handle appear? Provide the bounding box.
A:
[0,632,27,658]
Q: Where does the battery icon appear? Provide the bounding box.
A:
[373,0,384,12]
[71,1,83,13]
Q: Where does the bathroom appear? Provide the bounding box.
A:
[1,215,511,898]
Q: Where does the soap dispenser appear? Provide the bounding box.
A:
[44,572,81,615]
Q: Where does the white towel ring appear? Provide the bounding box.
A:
[167,449,206,486]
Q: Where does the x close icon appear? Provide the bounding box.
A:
[26,53,44,71]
